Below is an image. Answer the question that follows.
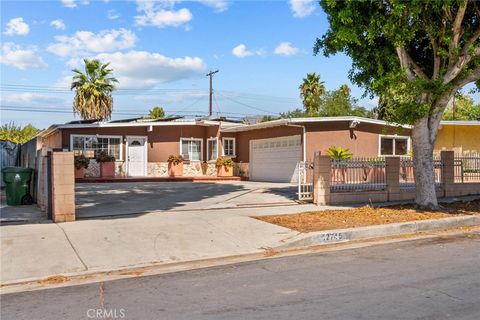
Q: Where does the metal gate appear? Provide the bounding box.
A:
[297,161,314,201]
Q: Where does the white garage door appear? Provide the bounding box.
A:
[250,135,302,182]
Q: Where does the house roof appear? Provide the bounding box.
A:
[220,116,412,132]
[439,120,480,126]
[34,116,244,139]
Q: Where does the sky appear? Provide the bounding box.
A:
[1,0,377,128]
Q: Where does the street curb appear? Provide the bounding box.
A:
[276,215,480,249]
[1,216,478,294]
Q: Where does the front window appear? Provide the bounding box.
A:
[181,139,202,161]
[207,138,218,161]
[72,135,121,160]
[380,136,409,156]
[223,138,236,157]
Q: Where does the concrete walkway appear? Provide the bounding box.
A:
[75,181,299,218]
[1,206,305,284]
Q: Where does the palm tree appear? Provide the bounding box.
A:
[71,59,118,120]
[299,73,326,116]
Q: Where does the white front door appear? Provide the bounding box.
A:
[127,137,147,176]
[250,135,302,182]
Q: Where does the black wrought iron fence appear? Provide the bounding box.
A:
[399,156,442,190]
[454,154,480,183]
[330,157,386,192]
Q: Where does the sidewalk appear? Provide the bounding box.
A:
[0,207,302,284]
[1,199,479,288]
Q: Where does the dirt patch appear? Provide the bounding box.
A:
[37,275,70,285]
[257,199,480,233]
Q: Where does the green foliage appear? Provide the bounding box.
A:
[259,115,277,122]
[71,59,118,120]
[74,155,90,170]
[318,84,373,118]
[95,151,115,163]
[215,156,235,168]
[326,146,353,160]
[0,122,40,144]
[443,94,480,120]
[315,0,480,125]
[280,108,308,118]
[167,155,184,165]
[148,106,165,119]
[283,82,374,118]
[299,73,326,116]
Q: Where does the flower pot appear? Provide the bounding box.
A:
[168,162,183,177]
[75,167,85,179]
[100,161,115,178]
[217,165,233,177]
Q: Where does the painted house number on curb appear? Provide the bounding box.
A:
[320,232,346,242]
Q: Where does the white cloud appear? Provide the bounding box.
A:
[61,0,89,8]
[0,43,47,70]
[107,9,120,20]
[135,7,192,28]
[197,0,229,12]
[50,19,66,30]
[289,0,316,18]
[61,0,77,8]
[46,28,137,57]
[3,17,30,36]
[274,42,299,56]
[92,50,206,89]
[232,44,265,58]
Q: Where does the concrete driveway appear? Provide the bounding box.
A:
[75,181,298,218]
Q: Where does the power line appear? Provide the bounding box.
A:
[216,93,280,115]
[0,105,272,117]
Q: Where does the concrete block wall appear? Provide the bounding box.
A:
[313,150,480,205]
[51,152,75,222]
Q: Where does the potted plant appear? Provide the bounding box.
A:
[216,156,235,177]
[95,151,116,178]
[167,155,184,177]
[326,146,353,183]
[74,155,89,179]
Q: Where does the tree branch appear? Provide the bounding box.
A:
[396,47,429,80]
[444,3,480,84]
[448,0,467,57]
[450,66,480,92]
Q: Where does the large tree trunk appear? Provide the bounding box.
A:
[411,118,438,209]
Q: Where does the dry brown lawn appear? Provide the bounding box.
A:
[256,199,480,233]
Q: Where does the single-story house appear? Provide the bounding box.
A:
[435,120,480,155]
[24,116,479,182]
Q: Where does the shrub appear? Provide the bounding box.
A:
[167,155,184,165]
[74,155,90,169]
[326,146,353,160]
[95,151,115,163]
[216,156,234,168]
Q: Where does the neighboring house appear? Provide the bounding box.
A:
[24,116,479,183]
[434,120,480,154]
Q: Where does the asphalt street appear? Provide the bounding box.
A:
[2,231,479,320]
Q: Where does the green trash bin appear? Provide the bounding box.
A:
[2,167,34,206]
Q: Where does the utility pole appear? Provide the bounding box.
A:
[206,70,219,117]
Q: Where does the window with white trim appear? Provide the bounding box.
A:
[223,137,236,157]
[181,138,202,161]
[207,138,218,161]
[380,136,409,156]
[71,135,122,160]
